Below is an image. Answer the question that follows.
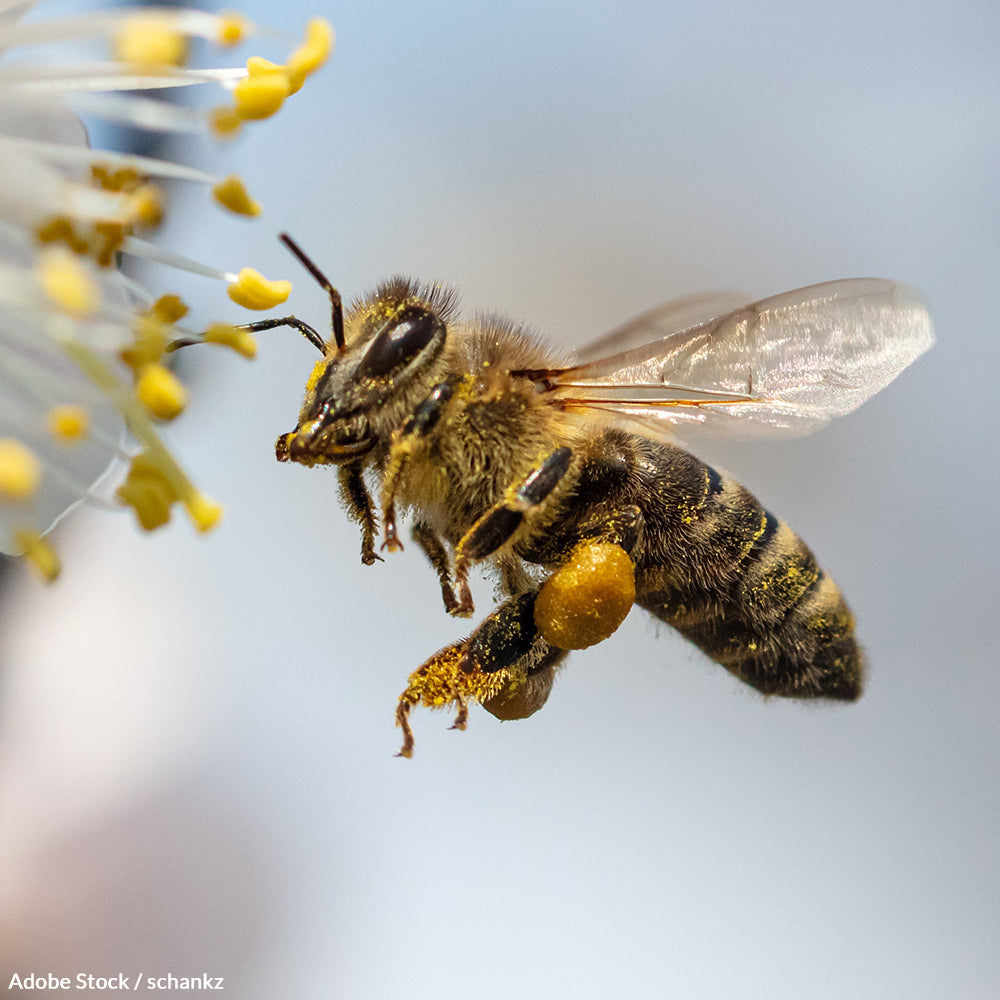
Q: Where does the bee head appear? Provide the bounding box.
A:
[278,274,453,466]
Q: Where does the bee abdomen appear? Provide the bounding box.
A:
[637,469,863,701]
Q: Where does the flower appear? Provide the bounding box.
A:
[0,4,333,580]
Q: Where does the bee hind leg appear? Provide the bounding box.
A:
[394,596,568,756]
[394,636,535,758]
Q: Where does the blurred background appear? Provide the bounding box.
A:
[1,0,997,997]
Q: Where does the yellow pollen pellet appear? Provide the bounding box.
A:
[203,322,257,358]
[286,17,334,92]
[47,405,90,443]
[13,529,61,583]
[136,363,189,421]
[38,247,101,316]
[0,439,41,502]
[113,15,188,67]
[232,65,291,120]
[216,11,249,46]
[212,174,261,217]
[535,541,636,650]
[227,268,291,310]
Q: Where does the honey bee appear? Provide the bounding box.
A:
[265,235,934,756]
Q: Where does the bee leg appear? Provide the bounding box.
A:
[380,376,463,552]
[394,638,521,758]
[498,554,536,598]
[576,503,644,554]
[451,447,574,617]
[448,694,469,732]
[412,522,464,614]
[337,463,381,565]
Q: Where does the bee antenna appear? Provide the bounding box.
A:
[279,232,346,353]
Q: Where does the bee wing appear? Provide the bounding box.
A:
[549,278,935,437]
[575,290,750,361]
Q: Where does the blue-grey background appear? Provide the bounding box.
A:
[1,1,997,997]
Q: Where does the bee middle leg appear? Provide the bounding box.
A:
[380,376,463,552]
[450,446,574,616]
[411,521,463,614]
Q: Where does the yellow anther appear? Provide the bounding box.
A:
[182,491,223,532]
[13,529,61,583]
[135,363,188,421]
[129,183,165,227]
[37,246,101,317]
[115,450,177,531]
[0,439,41,502]
[246,55,282,75]
[227,267,291,310]
[209,105,243,139]
[212,174,261,217]
[285,17,334,93]
[113,14,188,67]
[47,405,90,443]
[92,221,126,267]
[216,11,249,46]
[91,163,141,192]
[151,294,189,324]
[203,322,257,358]
[232,63,291,120]
[121,315,169,372]
[36,216,90,255]
[534,541,636,650]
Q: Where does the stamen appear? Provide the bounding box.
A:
[151,294,189,324]
[208,104,243,139]
[217,12,250,47]
[47,405,90,443]
[13,529,61,583]
[212,174,261,217]
[232,60,291,119]
[135,363,188,421]
[64,343,223,534]
[227,267,291,310]
[203,322,257,358]
[286,18,334,92]
[0,439,42,501]
[115,449,176,530]
[37,247,101,316]
[112,14,189,68]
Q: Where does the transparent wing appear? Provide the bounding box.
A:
[575,290,750,362]
[546,278,935,438]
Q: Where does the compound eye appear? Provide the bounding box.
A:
[355,305,443,379]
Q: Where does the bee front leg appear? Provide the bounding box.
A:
[337,463,381,565]
[450,446,574,617]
